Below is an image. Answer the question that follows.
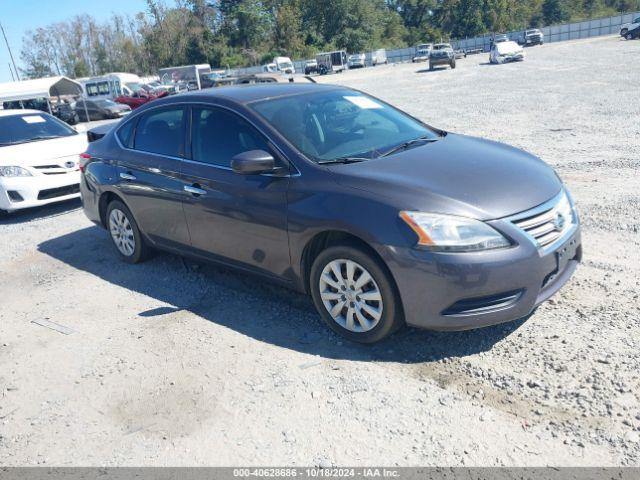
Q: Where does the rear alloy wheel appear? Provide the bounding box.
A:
[310,245,403,343]
[106,200,150,264]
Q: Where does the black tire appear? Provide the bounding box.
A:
[105,200,150,264]
[626,33,633,40]
[309,244,404,344]
[450,59,456,69]
[429,62,434,71]
[621,28,628,36]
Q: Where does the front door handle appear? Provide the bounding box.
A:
[120,172,137,181]
[184,184,207,196]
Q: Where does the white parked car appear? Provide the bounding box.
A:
[620,15,640,38]
[412,43,432,62]
[0,110,88,213]
[370,49,387,66]
[347,53,366,68]
[490,40,525,64]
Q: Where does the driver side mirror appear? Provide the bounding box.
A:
[231,150,276,175]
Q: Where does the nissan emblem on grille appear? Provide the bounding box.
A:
[553,212,565,231]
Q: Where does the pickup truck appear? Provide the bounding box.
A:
[521,29,544,46]
[429,43,456,70]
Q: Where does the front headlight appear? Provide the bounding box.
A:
[558,188,579,225]
[399,211,511,252]
[0,166,32,177]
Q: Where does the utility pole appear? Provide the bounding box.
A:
[1,22,20,81]
[8,62,15,81]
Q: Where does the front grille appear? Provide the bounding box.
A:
[33,162,78,175]
[511,191,576,249]
[37,184,80,200]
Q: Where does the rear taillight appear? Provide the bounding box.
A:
[79,152,91,173]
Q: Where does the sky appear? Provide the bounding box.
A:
[0,0,152,83]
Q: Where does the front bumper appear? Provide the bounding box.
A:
[0,171,81,212]
[108,110,130,118]
[382,222,581,331]
[496,53,525,63]
[430,56,453,66]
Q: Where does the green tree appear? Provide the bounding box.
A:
[542,0,570,24]
[273,1,304,56]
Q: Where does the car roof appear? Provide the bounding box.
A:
[162,82,342,105]
[0,109,48,117]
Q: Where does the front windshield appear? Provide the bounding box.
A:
[280,62,293,69]
[250,89,439,162]
[0,113,76,145]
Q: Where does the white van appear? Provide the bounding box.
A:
[80,73,142,99]
[369,49,387,66]
[273,57,295,74]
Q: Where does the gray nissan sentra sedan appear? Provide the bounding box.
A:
[80,83,581,343]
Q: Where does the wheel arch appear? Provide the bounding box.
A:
[98,189,130,228]
[300,230,400,299]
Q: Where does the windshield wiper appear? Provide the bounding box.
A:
[379,136,439,158]
[27,135,61,142]
[317,157,370,165]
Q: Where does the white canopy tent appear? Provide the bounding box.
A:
[0,76,88,120]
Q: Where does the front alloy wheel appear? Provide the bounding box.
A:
[310,245,404,343]
[319,259,383,333]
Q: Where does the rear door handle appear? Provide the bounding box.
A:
[120,172,136,181]
[184,185,207,196]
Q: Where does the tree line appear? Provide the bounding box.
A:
[20,0,639,79]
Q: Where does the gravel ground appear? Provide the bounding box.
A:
[1,35,639,467]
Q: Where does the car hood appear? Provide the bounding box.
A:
[0,134,88,167]
[327,133,562,220]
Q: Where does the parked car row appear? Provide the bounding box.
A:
[303,49,387,75]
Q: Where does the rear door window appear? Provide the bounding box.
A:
[117,120,135,148]
[133,107,185,157]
